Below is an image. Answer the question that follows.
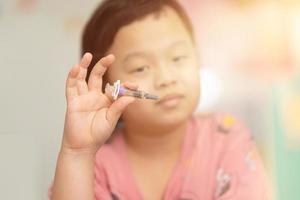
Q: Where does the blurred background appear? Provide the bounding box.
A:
[0,0,299,199]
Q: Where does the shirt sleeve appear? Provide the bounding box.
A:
[214,115,271,200]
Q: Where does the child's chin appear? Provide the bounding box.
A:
[154,112,191,127]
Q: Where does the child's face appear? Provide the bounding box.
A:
[106,6,200,128]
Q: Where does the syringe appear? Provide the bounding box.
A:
[105,80,159,100]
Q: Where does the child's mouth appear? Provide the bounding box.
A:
[156,93,184,108]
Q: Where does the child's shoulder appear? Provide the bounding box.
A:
[194,112,247,130]
[193,112,253,147]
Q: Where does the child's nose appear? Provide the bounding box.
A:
[154,66,177,88]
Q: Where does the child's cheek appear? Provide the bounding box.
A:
[183,66,201,101]
[180,64,200,85]
[123,98,154,120]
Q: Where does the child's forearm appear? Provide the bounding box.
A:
[51,147,97,200]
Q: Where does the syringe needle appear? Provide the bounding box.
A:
[144,93,159,100]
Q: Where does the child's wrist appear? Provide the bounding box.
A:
[59,145,99,157]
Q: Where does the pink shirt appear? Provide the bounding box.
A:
[50,113,270,199]
[95,115,268,200]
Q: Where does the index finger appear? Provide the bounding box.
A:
[88,54,115,92]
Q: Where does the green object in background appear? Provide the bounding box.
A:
[272,75,300,200]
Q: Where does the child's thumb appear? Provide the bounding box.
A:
[106,96,135,125]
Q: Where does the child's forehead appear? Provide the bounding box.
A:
[109,7,192,57]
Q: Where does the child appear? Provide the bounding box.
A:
[50,0,269,199]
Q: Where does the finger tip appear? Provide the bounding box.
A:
[106,54,115,61]
[123,82,139,90]
[80,53,93,68]
[100,54,115,67]
[84,52,93,61]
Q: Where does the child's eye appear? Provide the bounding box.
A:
[172,55,188,62]
[131,66,149,73]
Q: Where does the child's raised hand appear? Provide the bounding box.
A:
[61,53,136,154]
